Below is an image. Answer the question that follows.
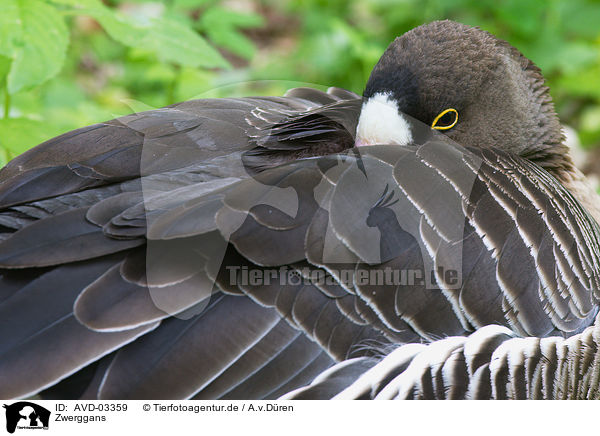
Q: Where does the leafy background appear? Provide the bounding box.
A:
[1,0,600,171]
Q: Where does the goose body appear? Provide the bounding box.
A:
[1,20,600,400]
[284,322,600,400]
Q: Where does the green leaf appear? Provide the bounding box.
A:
[201,7,264,29]
[0,0,69,94]
[205,27,257,59]
[145,18,230,68]
[0,55,11,82]
[555,42,598,74]
[581,106,600,133]
[173,0,216,8]
[494,0,546,38]
[0,117,62,155]
[0,0,21,57]
[199,7,263,59]
[119,98,159,113]
[52,1,146,47]
[0,146,8,168]
[49,0,102,6]
[559,0,600,38]
[58,1,229,69]
[557,66,600,99]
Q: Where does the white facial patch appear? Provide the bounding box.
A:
[355,92,413,146]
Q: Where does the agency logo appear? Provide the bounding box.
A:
[3,402,50,434]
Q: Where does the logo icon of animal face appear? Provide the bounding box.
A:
[3,402,50,434]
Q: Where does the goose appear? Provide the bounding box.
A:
[1,20,600,400]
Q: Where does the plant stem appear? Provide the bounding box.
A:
[166,64,181,106]
[3,80,9,119]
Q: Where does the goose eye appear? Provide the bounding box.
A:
[431,108,458,130]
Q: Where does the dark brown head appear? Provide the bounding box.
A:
[356,20,573,180]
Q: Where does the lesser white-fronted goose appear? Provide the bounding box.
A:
[1,20,599,400]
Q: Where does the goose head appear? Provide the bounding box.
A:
[356,20,600,222]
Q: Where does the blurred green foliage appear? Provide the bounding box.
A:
[1,0,600,167]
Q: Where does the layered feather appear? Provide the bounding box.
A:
[1,87,599,400]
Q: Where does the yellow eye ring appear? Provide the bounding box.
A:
[431,108,458,130]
